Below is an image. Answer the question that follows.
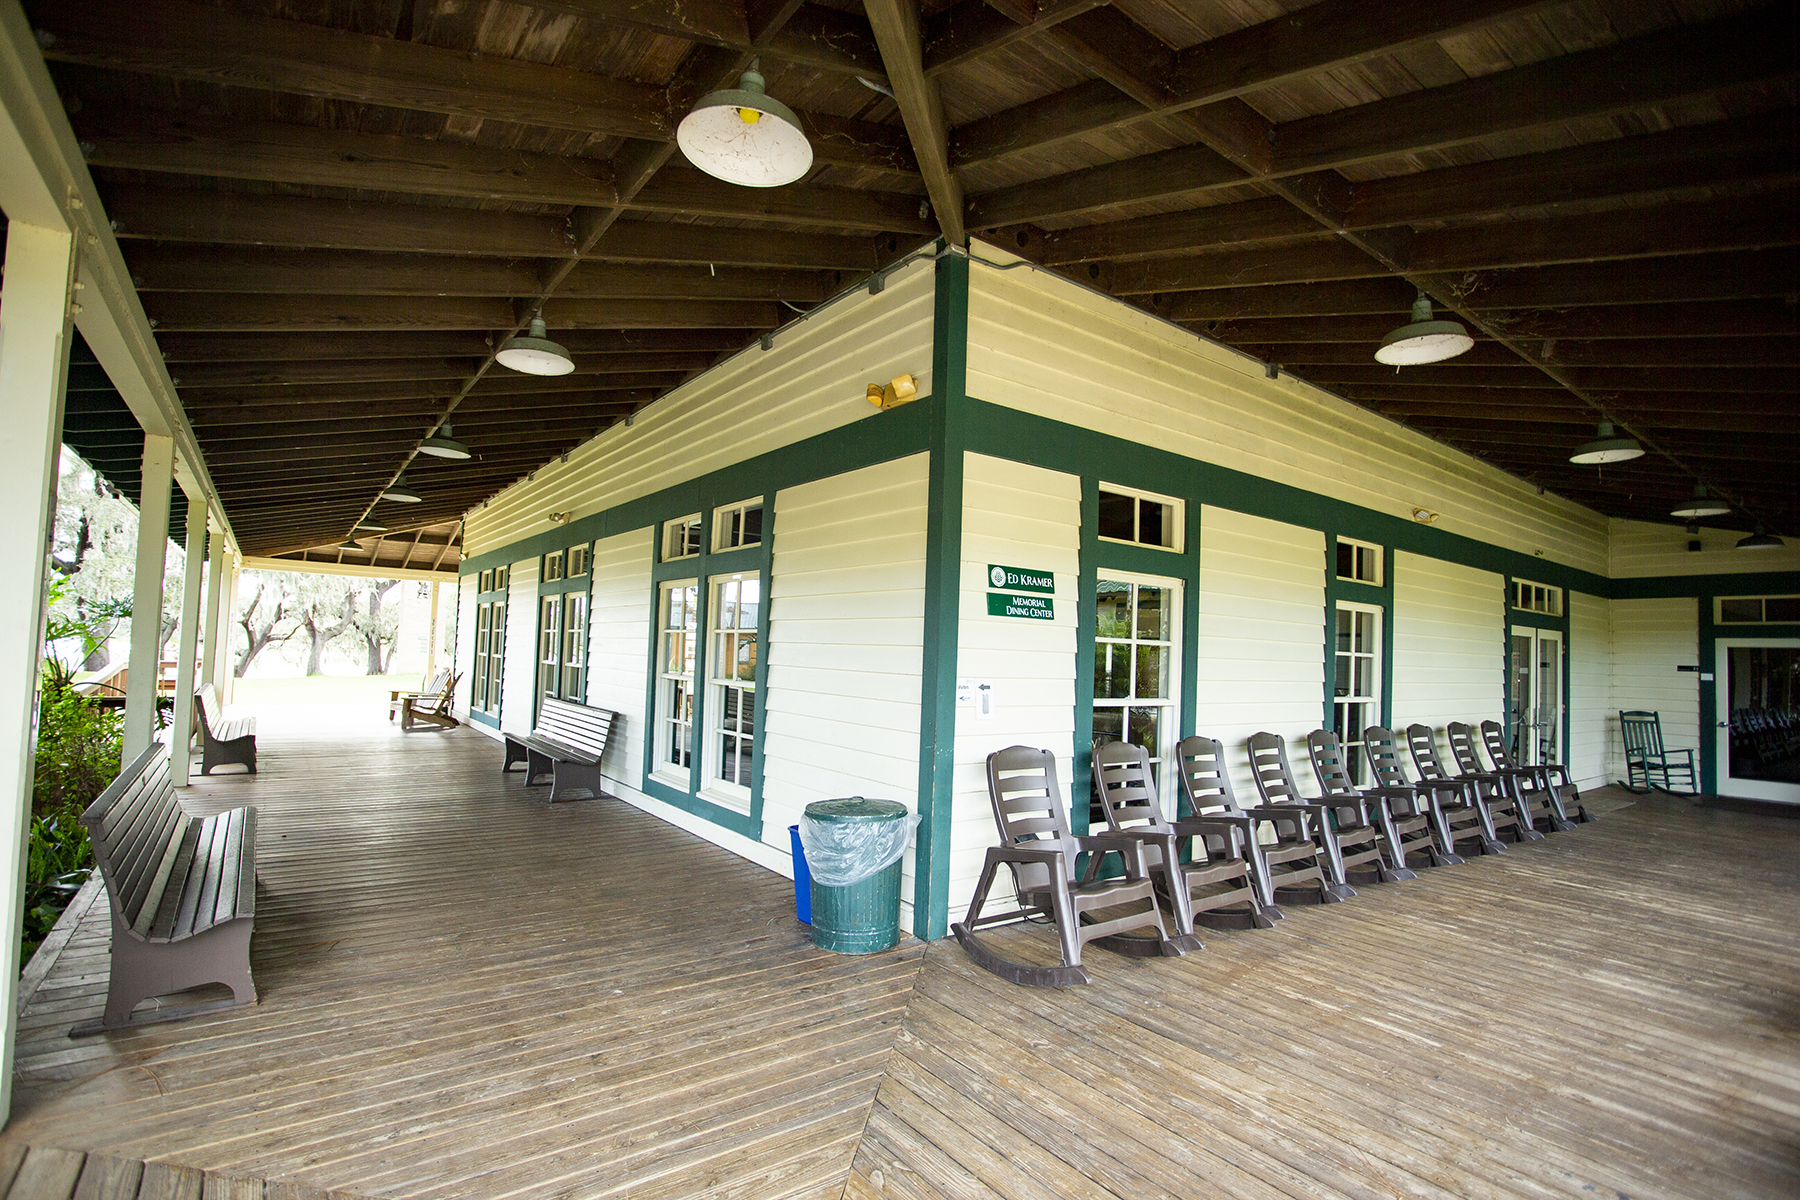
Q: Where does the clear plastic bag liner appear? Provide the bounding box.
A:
[799,810,920,887]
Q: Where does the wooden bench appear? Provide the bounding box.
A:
[502,697,618,802]
[79,744,257,1031]
[195,683,256,775]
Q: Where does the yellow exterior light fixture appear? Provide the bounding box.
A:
[867,373,918,410]
[676,61,812,188]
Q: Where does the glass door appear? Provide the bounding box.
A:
[537,594,563,712]
[1333,604,1381,784]
[1715,639,1800,803]
[1092,575,1180,821]
[1508,627,1563,766]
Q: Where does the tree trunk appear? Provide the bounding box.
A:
[360,580,400,675]
[305,592,358,676]
[234,584,288,677]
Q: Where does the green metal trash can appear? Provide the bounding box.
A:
[804,798,908,954]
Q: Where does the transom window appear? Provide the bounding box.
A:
[656,582,699,777]
[1718,595,1800,623]
[567,543,589,576]
[713,501,764,552]
[1333,603,1382,784]
[1097,485,1181,551]
[663,515,702,561]
[543,550,564,582]
[1336,538,1382,585]
[1091,575,1179,819]
[1513,580,1562,616]
[707,575,760,801]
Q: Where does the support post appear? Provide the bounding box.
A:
[426,580,441,679]
[121,435,174,761]
[169,496,208,785]
[219,560,242,703]
[200,526,225,695]
[0,220,77,1128]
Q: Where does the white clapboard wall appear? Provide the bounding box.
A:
[949,453,1082,913]
[585,526,654,792]
[1568,591,1613,791]
[1193,505,1326,801]
[762,454,930,920]
[1611,516,1800,578]
[462,258,936,559]
[1391,552,1505,735]
[499,557,538,738]
[1609,597,1700,782]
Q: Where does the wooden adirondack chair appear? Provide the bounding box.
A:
[1176,735,1329,909]
[1093,740,1275,944]
[398,671,461,731]
[1244,732,1359,900]
[1620,710,1698,794]
[1301,729,1417,882]
[1363,725,1482,860]
[1447,722,1558,836]
[389,666,450,721]
[1406,724,1539,844]
[1483,712,1598,827]
[953,745,1184,987]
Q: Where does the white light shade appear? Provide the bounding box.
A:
[1569,420,1645,465]
[380,473,423,503]
[354,519,388,532]
[1737,528,1785,551]
[1375,292,1473,365]
[337,538,362,551]
[1670,483,1731,519]
[418,423,472,459]
[495,317,574,376]
[677,64,812,188]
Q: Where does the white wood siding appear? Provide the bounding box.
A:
[586,526,653,789]
[1391,552,1505,736]
[1610,517,1800,578]
[966,242,1610,575]
[762,454,929,919]
[499,558,538,738]
[462,259,935,558]
[1194,506,1326,800]
[951,454,1082,912]
[452,573,477,719]
[1568,591,1612,791]
[1608,597,1700,781]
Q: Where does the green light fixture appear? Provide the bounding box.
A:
[1736,527,1785,551]
[380,473,423,503]
[496,317,574,376]
[1569,420,1644,465]
[1669,483,1731,519]
[419,423,471,460]
[1375,290,1472,366]
[676,59,812,188]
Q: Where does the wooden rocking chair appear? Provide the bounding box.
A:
[1093,740,1276,945]
[1406,724,1539,845]
[1480,720,1594,824]
[1176,735,1330,909]
[1620,710,1698,795]
[953,745,1184,987]
[1447,722,1557,836]
[1244,732,1360,900]
[1301,730,1417,883]
[1364,725,1486,860]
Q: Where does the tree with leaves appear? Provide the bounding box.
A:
[352,579,402,675]
[233,576,298,678]
[292,574,362,676]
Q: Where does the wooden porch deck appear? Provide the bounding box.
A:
[4,704,1796,1200]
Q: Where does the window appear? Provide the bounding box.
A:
[543,551,564,582]
[1718,595,1800,624]
[1336,538,1382,585]
[713,501,764,551]
[1333,604,1382,784]
[656,582,699,776]
[472,567,508,716]
[538,594,563,708]
[1091,575,1179,819]
[1097,485,1181,551]
[562,592,586,701]
[1512,580,1562,616]
[707,575,760,800]
[567,543,589,577]
[663,515,702,561]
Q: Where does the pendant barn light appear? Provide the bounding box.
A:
[336,538,362,551]
[495,317,575,376]
[380,473,423,503]
[676,59,812,188]
[418,423,472,459]
[1374,290,1473,366]
[1568,420,1644,465]
[354,519,388,532]
[1736,527,1785,551]
[1670,483,1732,519]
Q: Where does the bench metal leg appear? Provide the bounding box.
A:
[503,738,531,774]
[548,760,608,803]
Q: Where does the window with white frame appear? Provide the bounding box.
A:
[472,566,508,716]
[706,575,760,800]
[1096,485,1181,551]
[663,515,702,561]
[1333,603,1382,784]
[543,550,564,582]
[1718,595,1800,623]
[1512,579,1562,616]
[656,581,699,776]
[1336,538,1382,585]
[567,543,589,577]
[713,500,764,552]
[561,592,586,700]
[538,593,563,708]
[1091,574,1180,818]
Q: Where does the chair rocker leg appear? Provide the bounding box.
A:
[951,858,1093,988]
[1372,814,1419,882]
[1149,873,1206,953]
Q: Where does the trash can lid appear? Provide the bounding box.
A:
[804,797,908,823]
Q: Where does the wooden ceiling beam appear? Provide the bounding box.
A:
[922,0,1103,76]
[557,263,840,302]
[198,412,630,445]
[1311,365,1798,394]
[154,331,498,363]
[142,295,517,333]
[541,298,783,329]
[1371,404,1794,436]
[855,0,966,245]
[1424,251,1797,312]
[1012,199,1321,266]
[627,166,935,233]
[1190,300,1800,346]
[1108,242,1395,295]
[1234,338,1800,369]
[968,144,1246,229]
[174,358,481,389]
[1166,279,1417,321]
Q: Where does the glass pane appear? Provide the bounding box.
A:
[1336,541,1354,579]
[1720,598,1762,622]
[1095,581,1131,639]
[1138,499,1166,548]
[1127,707,1162,758]
[1336,609,1353,653]
[734,632,758,680]
[1766,597,1799,622]
[1135,645,1167,699]
[1095,643,1131,699]
[1097,491,1134,540]
[1727,646,1800,783]
[1334,654,1351,697]
[1355,610,1374,652]
[1537,637,1560,762]
[737,578,761,629]
[1136,586,1169,641]
[740,505,763,545]
[1091,707,1124,745]
[1509,633,1532,757]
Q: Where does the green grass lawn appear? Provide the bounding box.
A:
[232,674,425,710]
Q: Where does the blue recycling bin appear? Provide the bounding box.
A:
[788,823,812,924]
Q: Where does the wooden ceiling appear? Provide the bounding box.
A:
[20,0,1798,560]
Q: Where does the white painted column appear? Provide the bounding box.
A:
[122,435,174,760]
[168,497,208,785]
[200,526,226,697]
[0,221,77,1127]
[426,581,441,678]
[219,560,242,703]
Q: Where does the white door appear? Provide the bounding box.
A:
[1092,574,1181,820]
[1715,638,1800,803]
[1508,627,1563,766]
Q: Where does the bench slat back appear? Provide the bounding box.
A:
[196,684,222,737]
[82,745,187,935]
[534,698,615,759]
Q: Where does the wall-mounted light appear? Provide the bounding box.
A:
[867,373,918,410]
[547,511,572,525]
[1411,507,1439,525]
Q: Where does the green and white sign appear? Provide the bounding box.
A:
[987,592,1055,621]
[988,564,1053,594]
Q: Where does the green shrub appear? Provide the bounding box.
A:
[21,672,117,969]
[21,813,92,964]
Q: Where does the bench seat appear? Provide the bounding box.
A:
[196,683,256,775]
[503,698,618,802]
[81,744,258,1030]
